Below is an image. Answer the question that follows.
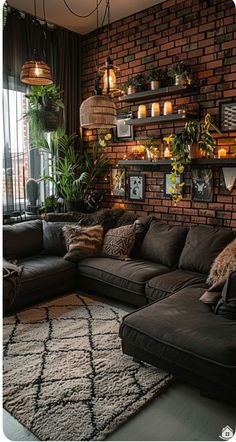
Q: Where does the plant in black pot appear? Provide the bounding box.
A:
[25,84,64,145]
[147,68,166,90]
[133,73,147,92]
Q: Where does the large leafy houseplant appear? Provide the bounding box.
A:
[168,114,220,204]
[25,84,64,145]
[42,132,111,211]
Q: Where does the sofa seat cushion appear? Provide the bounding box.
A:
[146,269,207,302]
[120,287,236,388]
[16,255,77,299]
[78,257,170,297]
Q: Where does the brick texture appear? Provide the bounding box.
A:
[81,0,236,230]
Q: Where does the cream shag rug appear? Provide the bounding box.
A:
[3,293,174,441]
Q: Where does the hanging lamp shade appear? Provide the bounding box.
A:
[80,95,116,129]
[20,59,53,86]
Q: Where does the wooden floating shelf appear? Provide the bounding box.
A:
[118,158,236,166]
[119,85,195,103]
[125,113,197,126]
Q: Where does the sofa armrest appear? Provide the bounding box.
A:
[3,257,20,313]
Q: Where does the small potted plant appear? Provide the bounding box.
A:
[133,73,147,92]
[147,68,166,90]
[168,62,192,86]
[123,77,136,95]
[45,195,56,213]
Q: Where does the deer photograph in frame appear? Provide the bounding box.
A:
[192,168,213,202]
[113,111,134,141]
[220,101,236,132]
[128,173,145,201]
[110,168,126,198]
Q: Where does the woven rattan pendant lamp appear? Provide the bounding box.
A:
[80,0,116,129]
[20,0,53,86]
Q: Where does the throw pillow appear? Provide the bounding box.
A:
[207,238,236,286]
[102,224,136,260]
[63,224,104,262]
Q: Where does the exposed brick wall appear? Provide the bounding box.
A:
[81,0,236,229]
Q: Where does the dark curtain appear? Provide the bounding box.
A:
[3,9,81,218]
[3,9,81,134]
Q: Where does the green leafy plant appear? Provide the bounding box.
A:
[168,114,220,204]
[42,132,111,205]
[133,73,147,90]
[142,136,157,158]
[45,195,56,208]
[25,84,64,146]
[147,68,166,82]
[123,77,137,93]
[168,61,191,78]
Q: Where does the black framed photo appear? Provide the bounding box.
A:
[164,173,183,197]
[192,169,213,202]
[220,102,236,132]
[128,173,145,201]
[219,168,236,194]
[110,168,126,198]
[113,111,134,141]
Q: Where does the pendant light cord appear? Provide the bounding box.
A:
[63,0,104,18]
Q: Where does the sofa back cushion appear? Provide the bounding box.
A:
[140,221,188,268]
[179,226,235,275]
[3,220,43,259]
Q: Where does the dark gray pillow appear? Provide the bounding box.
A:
[179,226,235,275]
[214,272,236,320]
[42,221,76,256]
[140,221,188,268]
[3,220,43,259]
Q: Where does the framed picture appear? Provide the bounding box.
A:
[128,173,145,201]
[219,168,236,195]
[110,168,126,198]
[192,169,213,202]
[164,173,183,197]
[220,102,236,132]
[113,111,134,141]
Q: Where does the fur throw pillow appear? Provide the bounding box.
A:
[102,224,136,260]
[63,224,104,262]
[207,238,236,286]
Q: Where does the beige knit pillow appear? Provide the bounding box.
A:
[63,224,104,262]
[102,224,136,260]
[207,238,236,286]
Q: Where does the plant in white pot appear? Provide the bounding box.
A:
[147,68,166,90]
[168,62,192,86]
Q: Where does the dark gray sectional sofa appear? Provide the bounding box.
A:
[3,211,236,404]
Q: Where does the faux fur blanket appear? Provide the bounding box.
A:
[207,238,236,286]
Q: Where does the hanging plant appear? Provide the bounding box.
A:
[168,114,220,204]
[25,84,64,145]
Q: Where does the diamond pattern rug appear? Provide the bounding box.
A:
[3,293,174,441]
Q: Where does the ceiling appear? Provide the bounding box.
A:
[8,0,165,34]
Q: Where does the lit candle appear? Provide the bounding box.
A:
[218,147,227,158]
[138,105,147,118]
[164,147,172,158]
[151,102,160,117]
[164,101,173,115]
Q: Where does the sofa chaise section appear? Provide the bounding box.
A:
[119,285,236,403]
